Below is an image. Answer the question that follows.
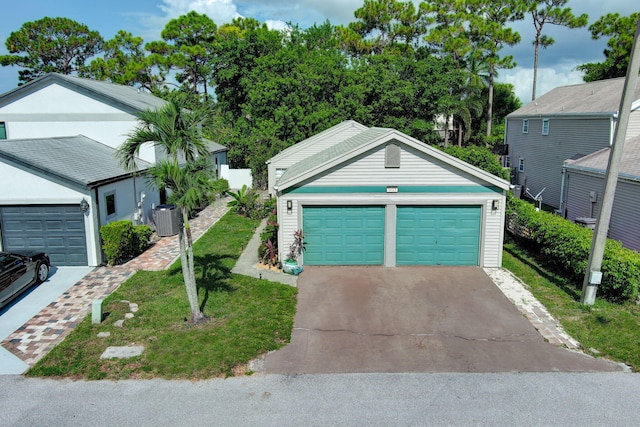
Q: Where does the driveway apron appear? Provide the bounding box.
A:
[264,266,623,373]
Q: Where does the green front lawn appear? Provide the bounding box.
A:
[503,240,640,371]
[27,211,297,380]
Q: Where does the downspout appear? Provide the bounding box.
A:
[610,113,618,146]
[559,162,567,218]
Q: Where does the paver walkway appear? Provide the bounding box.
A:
[1,198,230,367]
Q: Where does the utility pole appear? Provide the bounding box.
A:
[581,16,640,305]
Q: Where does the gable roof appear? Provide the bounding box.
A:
[0,73,167,113]
[565,134,640,181]
[268,120,368,164]
[508,78,640,118]
[205,139,227,154]
[0,135,151,188]
[275,127,510,192]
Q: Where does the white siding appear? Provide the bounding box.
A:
[626,109,640,140]
[267,122,367,194]
[0,160,83,203]
[309,145,488,188]
[566,170,640,251]
[506,116,611,209]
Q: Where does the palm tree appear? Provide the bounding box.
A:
[118,96,213,323]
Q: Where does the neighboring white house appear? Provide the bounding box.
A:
[269,124,509,268]
[0,73,229,266]
[564,134,640,252]
[0,136,159,266]
[504,77,640,211]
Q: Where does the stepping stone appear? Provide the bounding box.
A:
[114,320,124,327]
[97,332,111,338]
[125,313,134,319]
[100,346,144,359]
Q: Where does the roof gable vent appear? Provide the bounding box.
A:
[385,143,401,168]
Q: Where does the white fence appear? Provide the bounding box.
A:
[220,165,253,189]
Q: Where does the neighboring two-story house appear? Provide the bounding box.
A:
[504,77,640,213]
[0,73,228,266]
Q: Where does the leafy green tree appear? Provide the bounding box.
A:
[0,17,103,83]
[211,18,284,120]
[118,96,213,324]
[442,145,509,180]
[466,0,525,137]
[147,11,217,97]
[577,12,640,82]
[83,30,161,90]
[525,0,588,100]
[340,0,428,54]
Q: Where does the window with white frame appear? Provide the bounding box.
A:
[542,118,550,135]
[518,158,525,172]
[504,156,511,168]
[0,122,6,139]
[522,119,529,134]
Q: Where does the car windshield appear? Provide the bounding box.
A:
[0,254,19,272]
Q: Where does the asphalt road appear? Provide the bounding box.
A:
[2,372,639,426]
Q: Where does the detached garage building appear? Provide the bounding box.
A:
[270,122,509,268]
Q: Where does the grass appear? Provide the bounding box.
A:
[27,211,298,380]
[503,239,640,371]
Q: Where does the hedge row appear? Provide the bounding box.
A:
[100,221,153,266]
[506,196,640,303]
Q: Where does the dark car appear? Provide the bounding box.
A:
[0,250,50,309]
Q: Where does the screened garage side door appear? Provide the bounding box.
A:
[1,205,88,266]
[396,206,480,266]
[303,206,385,265]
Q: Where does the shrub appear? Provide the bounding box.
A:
[258,209,279,266]
[506,197,640,303]
[100,221,153,266]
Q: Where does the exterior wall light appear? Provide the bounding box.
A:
[286,200,293,214]
[80,198,90,213]
[492,200,499,211]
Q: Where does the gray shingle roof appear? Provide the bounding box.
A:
[204,139,227,154]
[508,77,640,117]
[277,127,392,185]
[566,134,640,180]
[0,135,151,187]
[0,73,167,113]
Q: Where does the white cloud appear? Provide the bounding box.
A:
[159,0,242,22]
[501,63,585,105]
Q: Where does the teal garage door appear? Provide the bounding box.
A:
[303,206,385,265]
[396,206,480,266]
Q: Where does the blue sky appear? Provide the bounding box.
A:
[0,0,637,103]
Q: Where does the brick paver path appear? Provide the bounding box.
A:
[1,198,230,366]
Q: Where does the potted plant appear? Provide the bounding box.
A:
[283,229,305,275]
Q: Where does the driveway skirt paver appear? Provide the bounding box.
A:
[264,266,624,374]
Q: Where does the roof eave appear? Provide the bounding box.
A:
[277,131,509,192]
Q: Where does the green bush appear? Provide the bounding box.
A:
[100,221,153,266]
[507,197,640,302]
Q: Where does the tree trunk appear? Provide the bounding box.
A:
[179,206,205,323]
[458,121,463,147]
[443,115,450,147]
[532,40,540,101]
[486,65,494,139]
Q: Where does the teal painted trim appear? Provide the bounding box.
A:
[283,185,502,194]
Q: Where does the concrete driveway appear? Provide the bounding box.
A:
[0,266,93,374]
[264,266,623,373]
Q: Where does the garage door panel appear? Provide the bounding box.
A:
[1,205,87,266]
[303,206,384,266]
[397,206,480,266]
